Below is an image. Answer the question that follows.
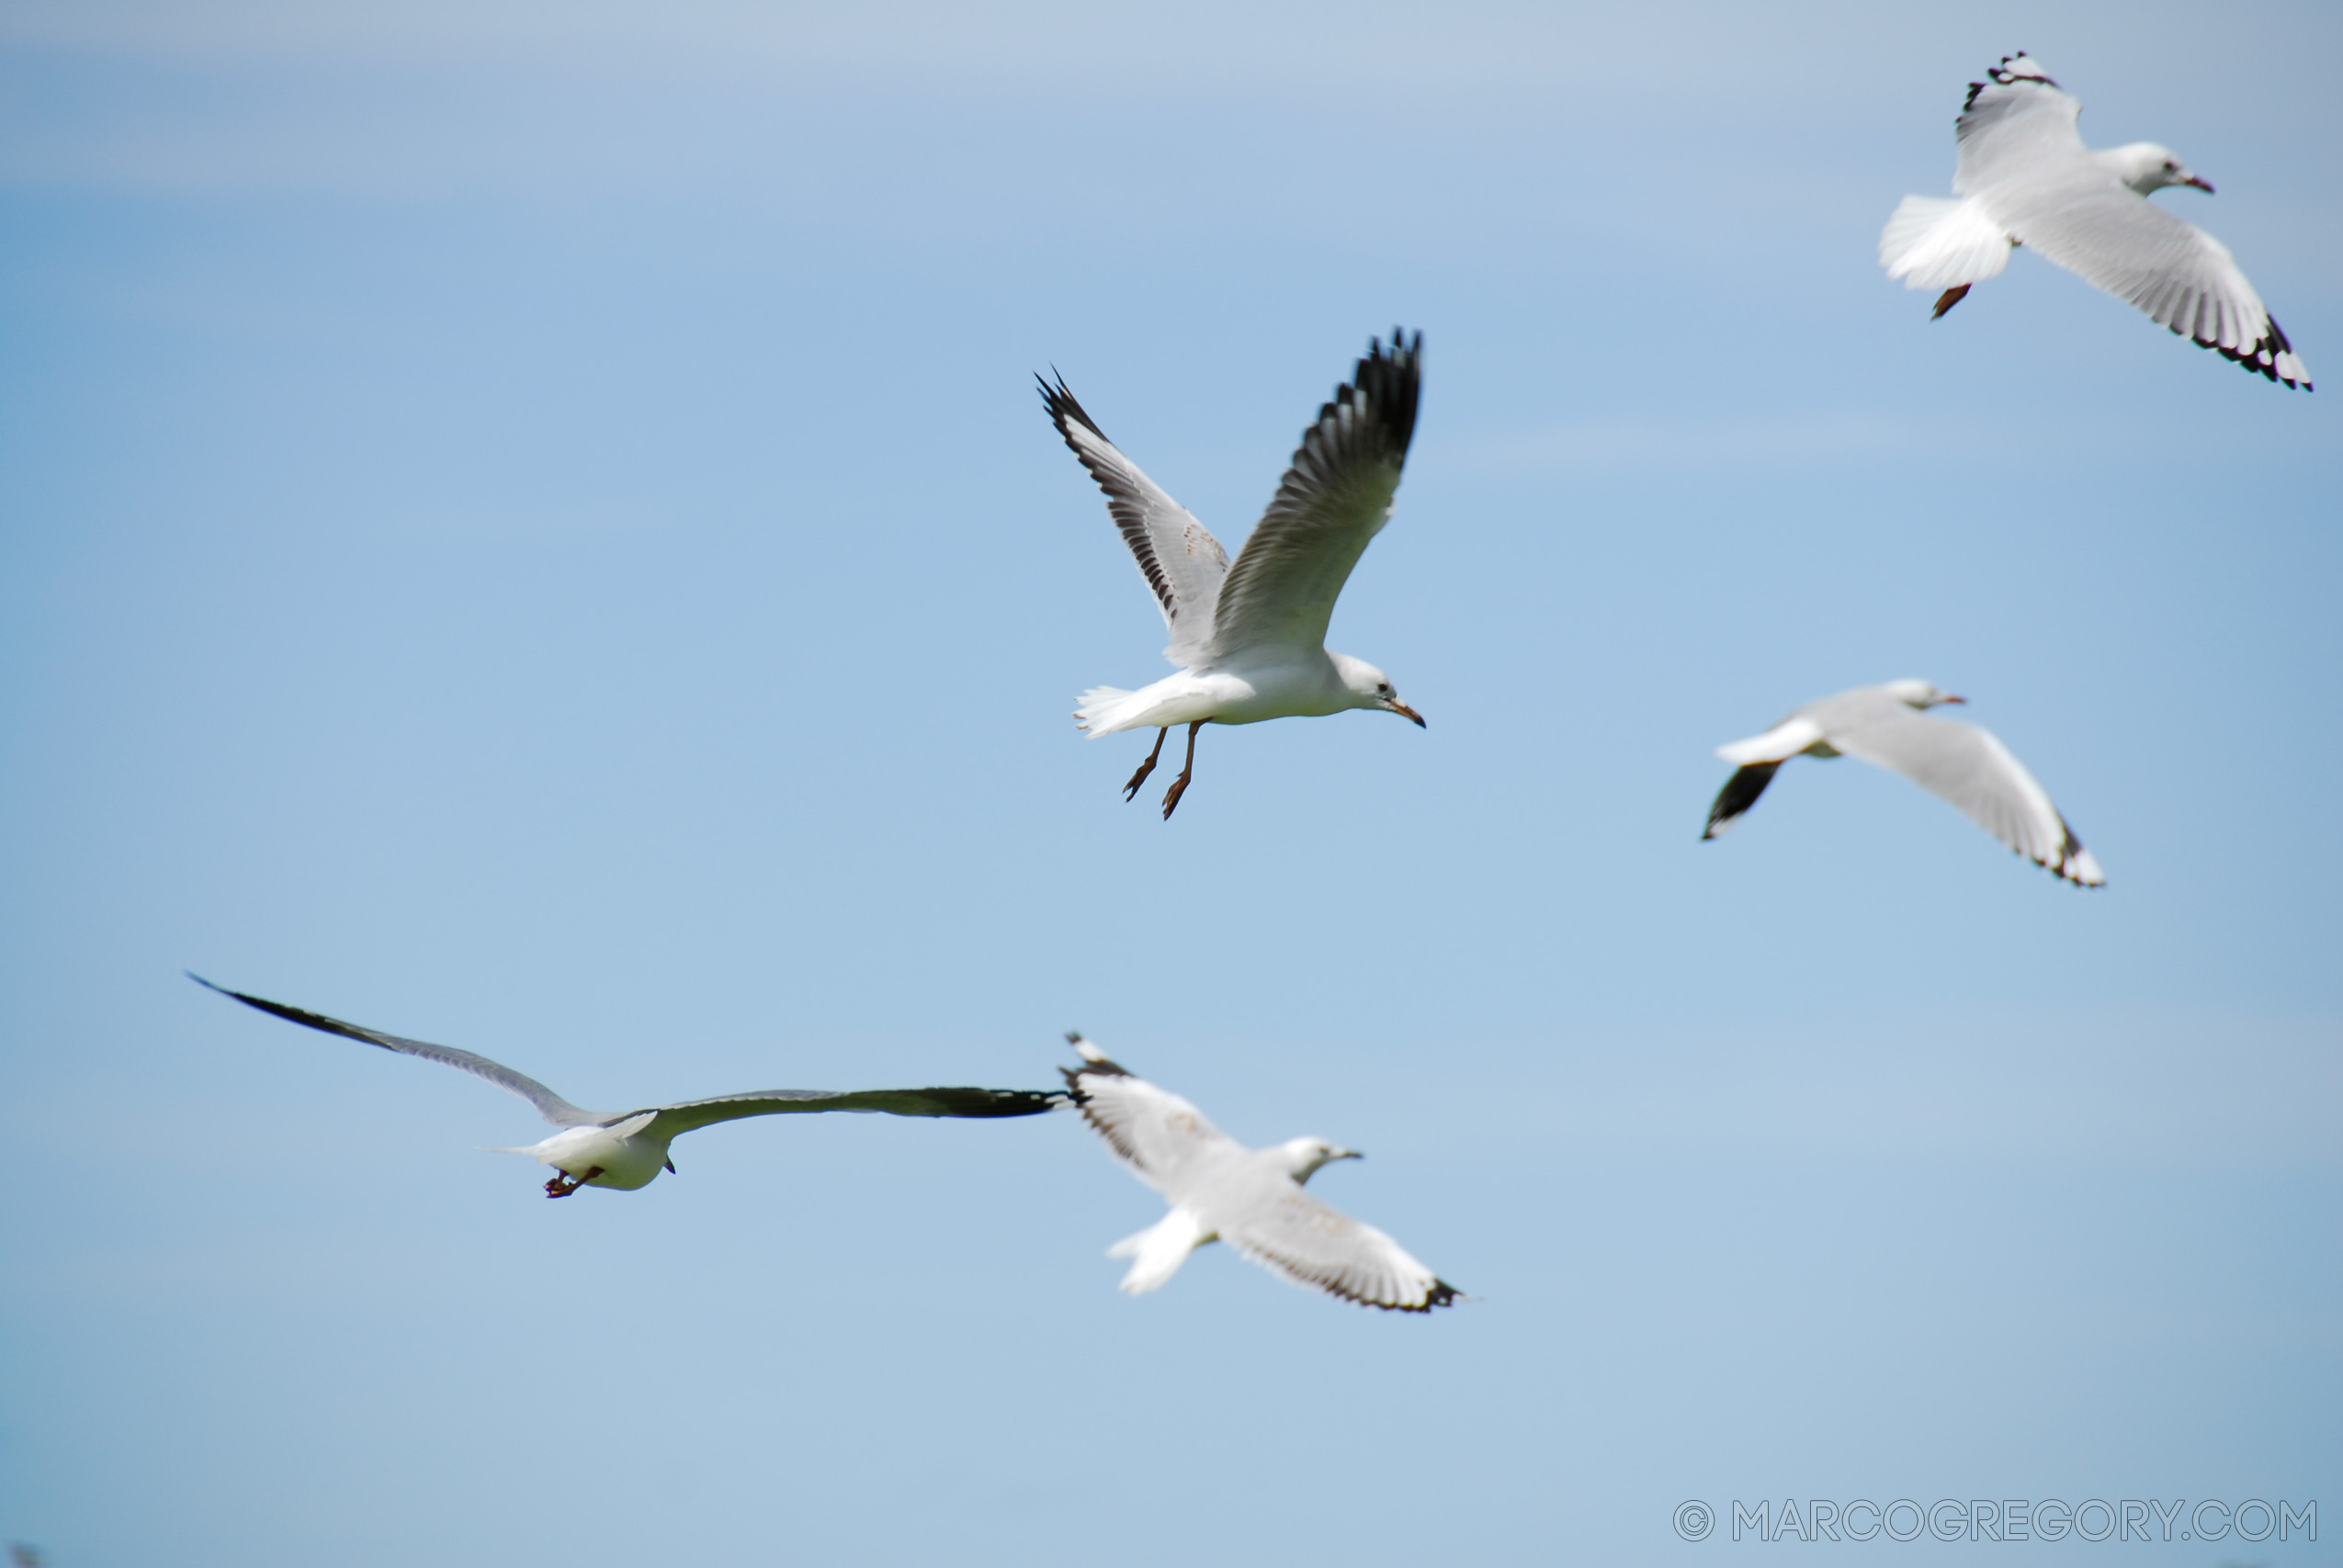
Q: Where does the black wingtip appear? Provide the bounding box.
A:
[1037,368,1108,440]
[1059,1038,1138,1100]
[1703,761,1780,841]
[188,975,400,1053]
[1326,327,1424,460]
[969,1089,1068,1118]
[187,971,263,1009]
[1351,1277,1463,1314]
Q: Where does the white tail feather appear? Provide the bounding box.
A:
[1074,685,1148,737]
[1110,1210,1207,1295]
[1716,716,1826,766]
[1879,195,2013,290]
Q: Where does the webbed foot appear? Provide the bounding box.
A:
[544,1165,605,1198]
[1122,728,1170,801]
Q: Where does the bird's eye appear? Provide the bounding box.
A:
[1378,684,1392,696]
[2163,161,2176,171]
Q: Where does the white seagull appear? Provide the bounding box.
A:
[1042,332,1427,819]
[193,975,1059,1197]
[1880,52,2311,389]
[1703,680,2105,886]
[1060,1036,1458,1313]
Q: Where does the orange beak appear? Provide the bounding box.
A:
[1388,701,1426,728]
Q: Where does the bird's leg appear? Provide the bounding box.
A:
[1122,728,1170,801]
[1160,722,1204,819]
[543,1165,605,1199]
[1930,284,1971,320]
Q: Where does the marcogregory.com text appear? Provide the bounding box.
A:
[1670,1496,2315,1544]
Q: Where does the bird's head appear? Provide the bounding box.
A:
[2113,141,2213,196]
[1332,653,1424,727]
[1884,678,1965,710]
[1275,1136,1362,1183]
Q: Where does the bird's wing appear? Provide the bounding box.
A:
[1060,1042,1234,1196]
[1714,714,1827,766]
[643,1086,1062,1138]
[1206,332,1421,660]
[1218,1184,1458,1313]
[1951,55,2085,197]
[2001,186,2311,388]
[1702,762,1782,840]
[1040,374,1230,670]
[189,974,606,1125]
[1825,711,2105,886]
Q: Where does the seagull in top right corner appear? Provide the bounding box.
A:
[1703,680,2105,888]
[1880,52,2310,389]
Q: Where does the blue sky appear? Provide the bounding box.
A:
[2,2,2337,1563]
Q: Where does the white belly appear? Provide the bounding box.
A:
[525,1123,673,1191]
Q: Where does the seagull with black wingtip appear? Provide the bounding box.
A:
[192,975,1061,1198]
[1060,1035,1459,1313]
[1040,331,1428,819]
[1702,680,2105,887]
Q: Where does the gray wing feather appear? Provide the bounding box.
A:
[1040,374,1229,670]
[1952,58,2084,197]
[1207,332,1421,659]
[2001,188,2307,386]
[189,974,606,1126]
[1219,1187,1457,1313]
[1061,1049,1232,1197]
[643,1086,1060,1138]
[1823,713,2102,885]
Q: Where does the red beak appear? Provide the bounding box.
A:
[2184,175,2214,193]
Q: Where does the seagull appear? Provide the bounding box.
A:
[192,975,1060,1197]
[1060,1036,1458,1313]
[1702,680,2105,886]
[1041,331,1427,819]
[1880,52,2311,389]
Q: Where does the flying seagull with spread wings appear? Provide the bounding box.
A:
[1702,680,2105,886]
[1060,1036,1458,1313]
[1880,52,2310,389]
[1041,331,1427,819]
[192,975,1059,1197]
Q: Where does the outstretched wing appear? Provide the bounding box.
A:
[1826,712,2105,886]
[1040,374,1230,670]
[1060,1037,1233,1196]
[1702,762,1782,840]
[1207,331,1422,659]
[643,1086,1061,1138]
[1952,55,2084,197]
[1219,1186,1458,1314]
[2004,187,2311,388]
[189,974,605,1126]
